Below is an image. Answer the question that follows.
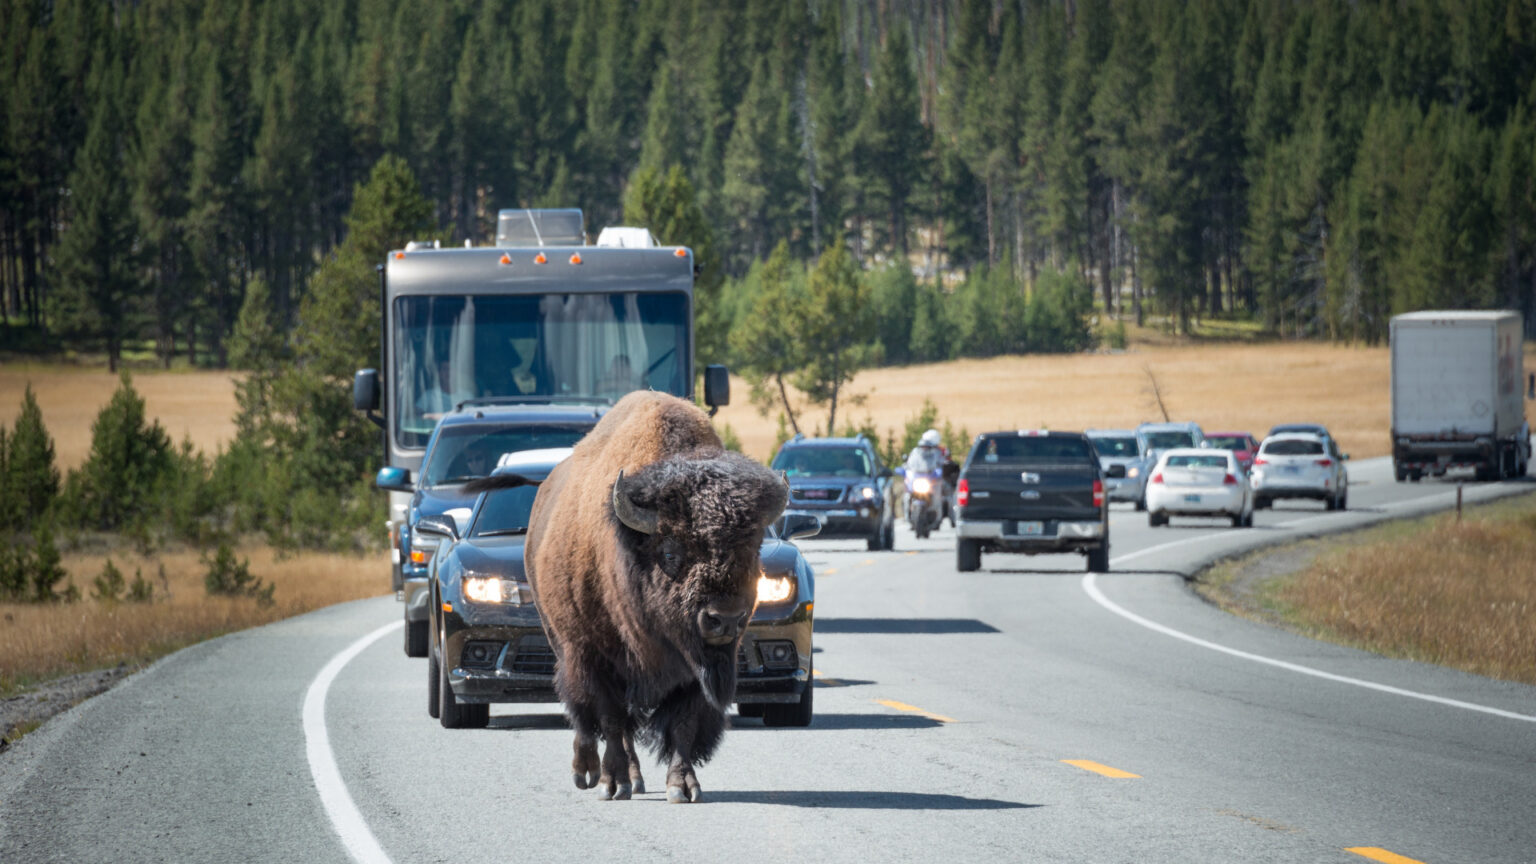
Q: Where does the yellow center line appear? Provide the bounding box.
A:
[1061,759,1141,779]
[1346,848,1427,864]
[860,558,874,566]
[875,699,957,724]
[822,567,839,575]
[903,550,918,556]
[811,668,844,686]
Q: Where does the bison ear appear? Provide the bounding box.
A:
[612,469,660,535]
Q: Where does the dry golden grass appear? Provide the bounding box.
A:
[1272,496,1536,685]
[0,545,387,694]
[0,365,239,470]
[715,341,1405,462]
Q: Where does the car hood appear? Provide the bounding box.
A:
[412,485,479,521]
[758,538,800,577]
[456,535,528,580]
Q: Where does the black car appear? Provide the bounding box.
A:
[419,451,820,729]
[771,434,898,551]
[375,403,602,658]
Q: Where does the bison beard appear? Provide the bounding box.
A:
[525,392,787,804]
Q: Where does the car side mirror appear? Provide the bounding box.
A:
[1342,453,1351,461]
[703,364,730,415]
[780,512,822,541]
[414,515,458,542]
[375,466,413,492]
[1106,464,1127,479]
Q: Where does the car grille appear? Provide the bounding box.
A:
[791,486,844,503]
[510,638,556,676]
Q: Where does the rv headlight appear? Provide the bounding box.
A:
[463,576,520,605]
[757,573,795,604]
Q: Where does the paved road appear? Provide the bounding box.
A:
[4,457,1533,864]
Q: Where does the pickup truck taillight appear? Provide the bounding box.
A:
[1092,479,1104,508]
[957,478,970,507]
[1223,473,1239,485]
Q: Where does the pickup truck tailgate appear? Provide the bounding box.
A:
[962,463,1100,522]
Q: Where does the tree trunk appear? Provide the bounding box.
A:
[776,374,800,435]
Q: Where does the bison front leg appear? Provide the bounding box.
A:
[623,730,646,795]
[656,685,727,804]
[596,714,633,801]
[570,732,601,791]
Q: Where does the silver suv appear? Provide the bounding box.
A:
[1086,429,1152,510]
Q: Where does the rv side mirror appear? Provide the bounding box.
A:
[375,466,413,492]
[703,364,730,414]
[354,368,380,412]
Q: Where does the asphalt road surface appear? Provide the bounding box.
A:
[3,456,1533,864]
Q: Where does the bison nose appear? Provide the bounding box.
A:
[698,605,750,646]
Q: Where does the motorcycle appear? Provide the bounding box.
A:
[899,466,950,539]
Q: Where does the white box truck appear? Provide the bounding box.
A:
[1390,310,1533,482]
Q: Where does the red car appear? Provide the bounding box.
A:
[1204,432,1260,472]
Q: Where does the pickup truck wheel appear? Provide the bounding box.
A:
[762,683,813,728]
[737,704,765,718]
[957,539,982,572]
[1086,544,1110,573]
[404,619,427,658]
[427,638,441,719]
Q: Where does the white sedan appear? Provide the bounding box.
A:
[1146,448,1253,528]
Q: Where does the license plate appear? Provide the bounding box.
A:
[1283,466,1301,475]
[1183,494,1201,503]
[1012,521,1044,536]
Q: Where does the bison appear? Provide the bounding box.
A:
[524,391,788,803]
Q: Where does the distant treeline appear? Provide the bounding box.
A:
[3,0,1535,368]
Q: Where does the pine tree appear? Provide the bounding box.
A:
[622,163,725,364]
[853,23,929,260]
[8,384,59,529]
[729,241,807,433]
[792,237,877,433]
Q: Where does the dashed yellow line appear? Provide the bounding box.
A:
[903,550,918,556]
[1061,759,1141,779]
[875,699,956,724]
[1346,848,1427,864]
[860,558,874,566]
[822,567,838,575]
[811,668,844,687]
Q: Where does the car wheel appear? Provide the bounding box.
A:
[1086,543,1110,573]
[427,639,441,720]
[957,539,981,572]
[1325,492,1338,511]
[1255,497,1270,510]
[1337,489,1348,511]
[1134,494,1146,512]
[1230,511,1243,528]
[1243,510,1255,528]
[439,637,490,729]
[405,619,428,658]
[737,703,765,718]
[883,519,896,551]
[1148,510,1167,527]
[762,683,813,728]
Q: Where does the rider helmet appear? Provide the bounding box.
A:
[919,429,941,447]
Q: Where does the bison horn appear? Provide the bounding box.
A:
[611,470,659,535]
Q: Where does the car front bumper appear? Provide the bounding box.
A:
[783,506,882,539]
[735,602,814,704]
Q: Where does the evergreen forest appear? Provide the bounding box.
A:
[4,0,1536,372]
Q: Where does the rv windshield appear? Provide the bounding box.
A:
[392,292,688,448]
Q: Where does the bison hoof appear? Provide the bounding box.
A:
[573,771,600,790]
[614,783,632,801]
[630,777,646,796]
[666,786,690,804]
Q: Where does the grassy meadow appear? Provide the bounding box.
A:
[1198,494,1536,686]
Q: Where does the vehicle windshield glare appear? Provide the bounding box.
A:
[1206,436,1248,450]
[422,427,589,486]
[975,436,1094,463]
[772,447,872,477]
[1091,437,1139,457]
[469,486,540,537]
[1143,431,1195,450]
[1166,454,1228,469]
[1264,439,1325,456]
[393,292,688,448]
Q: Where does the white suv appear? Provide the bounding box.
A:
[1251,433,1349,510]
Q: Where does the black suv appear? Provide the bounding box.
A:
[770,434,898,551]
[375,403,602,658]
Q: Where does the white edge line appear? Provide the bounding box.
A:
[304,620,402,864]
[1082,572,1535,723]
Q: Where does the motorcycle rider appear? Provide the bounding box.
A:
[903,430,952,533]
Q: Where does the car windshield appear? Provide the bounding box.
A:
[422,426,589,486]
[1091,436,1139,458]
[1167,454,1228,469]
[393,292,688,448]
[1143,431,1195,450]
[469,486,540,537]
[974,436,1094,464]
[773,447,872,477]
[1206,436,1249,451]
[1264,439,1324,456]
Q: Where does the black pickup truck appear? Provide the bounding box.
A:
[954,430,1120,573]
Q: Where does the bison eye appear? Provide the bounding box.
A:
[657,538,683,575]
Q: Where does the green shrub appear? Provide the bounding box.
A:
[126,568,154,603]
[203,543,274,607]
[63,372,174,531]
[92,558,126,602]
[29,523,72,603]
[1105,318,1128,350]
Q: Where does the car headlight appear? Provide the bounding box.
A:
[856,484,877,500]
[1126,466,1140,478]
[909,477,932,495]
[463,576,522,605]
[757,573,795,604]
